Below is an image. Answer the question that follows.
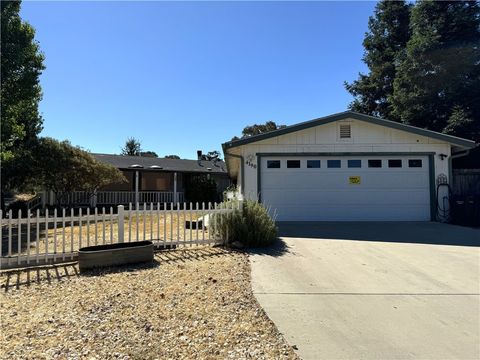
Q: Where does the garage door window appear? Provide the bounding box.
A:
[408,159,422,168]
[307,160,321,168]
[348,160,361,168]
[368,159,382,168]
[327,160,341,168]
[267,160,281,169]
[388,159,402,168]
[287,160,301,168]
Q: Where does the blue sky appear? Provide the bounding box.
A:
[21,1,376,159]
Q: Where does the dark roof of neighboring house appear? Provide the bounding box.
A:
[222,111,477,150]
[92,153,227,174]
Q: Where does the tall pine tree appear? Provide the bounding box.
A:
[1,0,45,197]
[1,1,45,161]
[345,0,411,120]
[391,1,480,140]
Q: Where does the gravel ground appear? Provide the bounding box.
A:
[0,247,298,360]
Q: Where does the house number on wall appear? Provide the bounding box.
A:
[246,154,256,169]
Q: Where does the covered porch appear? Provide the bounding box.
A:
[45,169,185,207]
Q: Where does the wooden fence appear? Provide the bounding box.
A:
[0,201,239,270]
[452,169,480,196]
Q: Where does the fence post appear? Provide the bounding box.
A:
[118,205,124,243]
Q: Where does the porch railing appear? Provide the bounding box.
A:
[57,191,184,206]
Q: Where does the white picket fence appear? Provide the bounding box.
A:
[0,201,239,270]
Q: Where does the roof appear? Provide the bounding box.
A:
[92,153,227,174]
[222,111,477,150]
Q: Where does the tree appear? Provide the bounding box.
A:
[391,1,480,139]
[185,175,218,204]
[35,138,126,205]
[232,121,287,140]
[201,150,223,162]
[121,137,142,156]
[1,0,45,197]
[139,151,158,158]
[443,106,478,139]
[345,0,411,120]
[164,155,181,159]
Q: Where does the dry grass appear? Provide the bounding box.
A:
[0,248,297,360]
[13,193,37,202]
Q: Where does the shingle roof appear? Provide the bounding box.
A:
[92,153,227,174]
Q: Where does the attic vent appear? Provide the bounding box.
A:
[129,164,143,168]
[339,124,351,139]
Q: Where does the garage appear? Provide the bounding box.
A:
[222,111,476,222]
[260,155,431,221]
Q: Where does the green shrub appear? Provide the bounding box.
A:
[211,200,278,248]
[185,175,218,204]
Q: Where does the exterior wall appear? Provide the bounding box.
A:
[236,118,452,200]
[141,172,173,191]
[101,170,134,191]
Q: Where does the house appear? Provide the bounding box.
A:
[222,111,477,221]
[46,153,231,207]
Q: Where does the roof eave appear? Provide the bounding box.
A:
[222,111,477,150]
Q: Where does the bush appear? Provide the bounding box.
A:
[212,200,278,248]
[185,175,218,204]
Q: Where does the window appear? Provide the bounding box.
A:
[287,160,301,168]
[327,160,341,168]
[307,160,321,168]
[339,124,351,139]
[388,159,402,168]
[348,160,361,168]
[408,159,422,168]
[267,160,281,168]
[368,159,382,168]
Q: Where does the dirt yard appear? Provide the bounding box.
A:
[0,247,298,360]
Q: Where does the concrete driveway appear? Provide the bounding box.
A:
[250,222,480,360]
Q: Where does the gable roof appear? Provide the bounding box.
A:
[222,111,477,150]
[92,153,227,174]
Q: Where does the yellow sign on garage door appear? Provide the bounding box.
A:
[349,176,361,185]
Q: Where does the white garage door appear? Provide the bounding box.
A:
[261,155,431,221]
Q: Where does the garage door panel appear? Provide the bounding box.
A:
[263,189,430,206]
[268,205,430,221]
[262,174,429,190]
[261,155,431,221]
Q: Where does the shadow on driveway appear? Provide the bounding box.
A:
[249,238,292,257]
[277,221,480,247]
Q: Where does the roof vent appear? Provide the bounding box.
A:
[339,124,351,139]
[207,167,212,171]
[129,164,143,168]
[149,165,163,169]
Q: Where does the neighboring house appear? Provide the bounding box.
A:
[46,153,230,207]
[222,111,477,221]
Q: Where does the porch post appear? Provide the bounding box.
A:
[173,172,178,203]
[91,189,97,208]
[135,170,139,207]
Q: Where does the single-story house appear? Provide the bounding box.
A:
[45,153,230,207]
[92,153,230,204]
[222,111,477,221]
